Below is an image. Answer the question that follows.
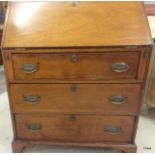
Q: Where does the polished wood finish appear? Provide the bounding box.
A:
[12,140,137,153]
[2,2,152,153]
[3,48,150,84]
[12,52,140,81]
[11,84,141,114]
[2,2,152,48]
[16,114,135,142]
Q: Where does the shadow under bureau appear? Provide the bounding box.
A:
[2,2,153,153]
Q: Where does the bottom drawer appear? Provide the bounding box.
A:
[15,114,135,143]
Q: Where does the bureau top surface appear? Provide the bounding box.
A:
[2,2,152,48]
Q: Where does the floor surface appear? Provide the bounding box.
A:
[0,65,155,153]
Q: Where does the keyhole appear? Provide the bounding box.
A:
[71,1,77,7]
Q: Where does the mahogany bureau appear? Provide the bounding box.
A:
[2,2,153,153]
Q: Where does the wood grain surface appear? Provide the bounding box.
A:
[10,83,141,114]
[11,52,140,81]
[15,114,135,143]
[1,2,153,153]
[2,2,152,48]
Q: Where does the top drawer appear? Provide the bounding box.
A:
[11,52,140,81]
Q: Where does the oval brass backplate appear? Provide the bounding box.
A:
[24,95,40,104]
[112,62,129,72]
[21,63,38,74]
[28,123,42,131]
[109,95,127,105]
[104,126,121,134]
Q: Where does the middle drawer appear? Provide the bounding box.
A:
[10,84,141,114]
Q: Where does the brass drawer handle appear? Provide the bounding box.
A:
[112,62,129,72]
[71,53,78,63]
[109,95,127,105]
[21,63,38,73]
[68,114,76,121]
[104,126,122,134]
[28,123,42,131]
[70,84,77,92]
[24,95,40,104]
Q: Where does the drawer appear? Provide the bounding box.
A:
[12,52,140,81]
[15,114,135,143]
[11,84,141,114]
